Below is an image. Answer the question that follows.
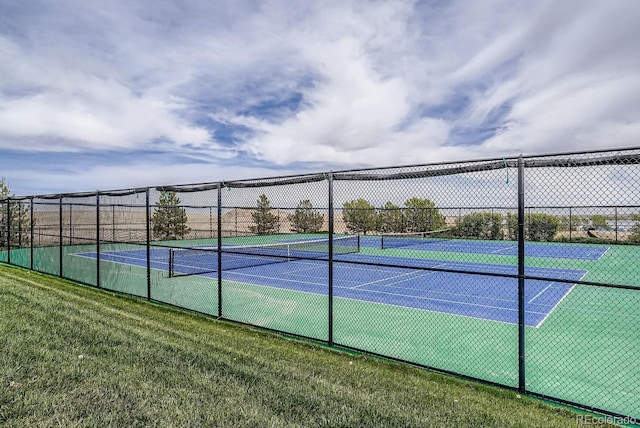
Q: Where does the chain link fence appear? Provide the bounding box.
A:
[1,148,638,421]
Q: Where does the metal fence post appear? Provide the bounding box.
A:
[69,204,73,246]
[217,183,223,318]
[615,206,618,243]
[328,172,334,346]
[6,198,11,265]
[96,192,100,288]
[146,188,151,300]
[59,196,63,277]
[30,197,34,270]
[517,156,526,393]
[18,201,22,248]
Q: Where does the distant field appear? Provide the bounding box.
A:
[0,264,610,428]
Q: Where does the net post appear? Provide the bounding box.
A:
[96,192,100,288]
[217,182,223,318]
[146,188,151,300]
[517,155,526,393]
[328,171,334,346]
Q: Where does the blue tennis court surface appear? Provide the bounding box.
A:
[76,247,587,328]
[360,236,608,260]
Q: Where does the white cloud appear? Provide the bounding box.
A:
[0,38,223,152]
[1,0,639,194]
[6,157,303,196]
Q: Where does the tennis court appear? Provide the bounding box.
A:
[76,236,592,328]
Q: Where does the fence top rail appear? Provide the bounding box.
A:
[4,146,640,200]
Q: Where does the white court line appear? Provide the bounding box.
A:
[227,268,548,316]
[594,246,610,261]
[76,252,154,264]
[282,264,327,276]
[296,261,518,306]
[377,279,517,305]
[224,270,328,287]
[348,263,447,290]
[351,269,427,289]
[73,252,168,272]
[489,245,518,254]
[350,283,548,315]
[534,271,587,328]
[226,275,552,328]
[527,282,555,304]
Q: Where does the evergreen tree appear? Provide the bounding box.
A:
[151,191,191,240]
[0,178,32,248]
[250,194,279,235]
[506,212,560,242]
[342,199,377,235]
[526,213,560,242]
[403,197,445,232]
[456,212,503,240]
[289,200,323,233]
[377,201,405,233]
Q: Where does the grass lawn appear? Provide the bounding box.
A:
[0,264,613,427]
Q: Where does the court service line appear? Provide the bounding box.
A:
[594,246,610,261]
[533,271,587,328]
[343,286,549,315]
[282,264,327,276]
[351,269,427,289]
[72,252,169,271]
[527,282,555,304]
[489,245,517,254]
[77,252,152,264]
[225,270,328,287]
[240,267,547,315]
[230,268,550,316]
[224,267,532,315]
[376,280,518,305]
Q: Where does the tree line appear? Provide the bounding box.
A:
[247,195,450,236]
[74,190,640,243]
[149,192,325,238]
[5,185,636,245]
[341,198,447,235]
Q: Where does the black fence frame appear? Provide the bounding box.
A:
[1,148,639,422]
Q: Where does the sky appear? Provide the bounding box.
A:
[1,0,639,196]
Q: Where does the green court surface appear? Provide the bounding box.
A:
[2,236,638,419]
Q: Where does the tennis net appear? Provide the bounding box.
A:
[380,229,452,249]
[168,235,360,278]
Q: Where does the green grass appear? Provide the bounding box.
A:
[0,264,609,427]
